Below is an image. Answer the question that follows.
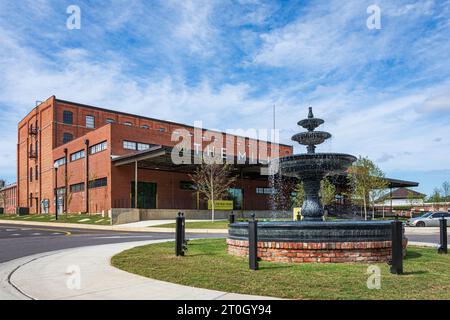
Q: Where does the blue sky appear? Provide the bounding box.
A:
[0,0,449,195]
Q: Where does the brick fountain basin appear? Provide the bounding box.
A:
[227,221,407,263]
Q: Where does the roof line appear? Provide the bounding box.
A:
[55,98,293,148]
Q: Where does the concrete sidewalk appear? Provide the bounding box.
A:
[4,240,276,300]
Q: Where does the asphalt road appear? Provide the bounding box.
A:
[0,223,224,263]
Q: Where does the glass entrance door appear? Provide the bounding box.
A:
[228,188,243,210]
[131,182,157,209]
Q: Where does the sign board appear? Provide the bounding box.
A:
[293,207,302,221]
[208,200,233,210]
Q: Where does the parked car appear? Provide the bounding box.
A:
[406,212,450,227]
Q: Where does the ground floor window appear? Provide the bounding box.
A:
[70,182,85,193]
[89,177,107,189]
[227,188,243,210]
[256,187,275,195]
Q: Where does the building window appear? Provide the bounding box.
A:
[63,111,73,124]
[106,118,115,124]
[30,167,33,182]
[180,181,196,190]
[89,177,107,189]
[123,140,137,150]
[123,140,155,151]
[158,127,166,132]
[54,157,66,167]
[35,166,38,180]
[256,187,275,195]
[137,143,150,151]
[89,141,107,154]
[141,125,150,129]
[123,121,133,126]
[70,150,85,162]
[86,115,95,129]
[62,133,73,144]
[70,183,85,193]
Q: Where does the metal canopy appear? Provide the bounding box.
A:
[328,173,419,189]
[112,146,420,187]
[112,146,268,180]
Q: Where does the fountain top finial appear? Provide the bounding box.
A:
[292,107,332,154]
[308,106,314,119]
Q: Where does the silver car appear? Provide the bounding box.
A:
[407,212,450,227]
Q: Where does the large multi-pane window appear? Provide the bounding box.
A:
[86,115,95,128]
[89,141,107,154]
[54,157,66,167]
[123,140,136,150]
[137,143,151,151]
[63,111,73,124]
[256,187,275,195]
[70,183,85,193]
[123,140,155,151]
[70,150,85,162]
[88,177,107,189]
[62,133,73,144]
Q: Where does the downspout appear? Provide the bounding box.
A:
[85,139,90,214]
[64,148,68,214]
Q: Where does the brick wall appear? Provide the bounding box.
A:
[227,239,408,263]
[15,96,294,214]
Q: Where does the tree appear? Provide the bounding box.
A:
[292,182,305,208]
[348,156,388,220]
[428,188,442,204]
[190,163,236,221]
[320,179,336,208]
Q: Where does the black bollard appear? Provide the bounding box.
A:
[175,212,184,256]
[181,212,188,249]
[390,219,403,274]
[229,211,235,224]
[248,214,258,270]
[438,217,448,254]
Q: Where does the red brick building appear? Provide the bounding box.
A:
[0,183,17,214]
[16,96,293,215]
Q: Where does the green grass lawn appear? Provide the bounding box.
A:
[0,214,111,225]
[112,239,450,300]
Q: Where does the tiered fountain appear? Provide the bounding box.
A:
[227,108,407,263]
